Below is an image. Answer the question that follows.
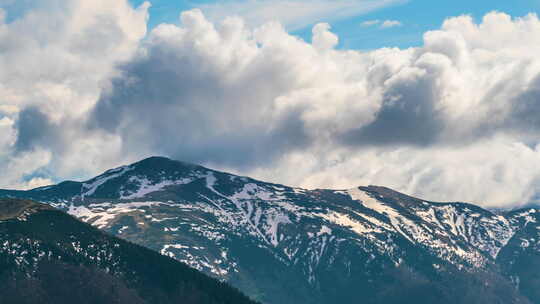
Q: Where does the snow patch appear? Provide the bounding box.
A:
[68,202,167,229]
[317,225,332,236]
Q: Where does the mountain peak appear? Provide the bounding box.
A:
[357,185,427,209]
[140,156,172,162]
[131,156,202,172]
[133,156,175,167]
[68,156,211,201]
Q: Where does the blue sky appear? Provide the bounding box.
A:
[130,0,540,49]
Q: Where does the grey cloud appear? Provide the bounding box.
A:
[89,39,312,169]
[342,70,443,147]
[509,74,540,134]
[15,107,55,152]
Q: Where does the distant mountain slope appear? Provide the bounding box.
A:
[0,156,538,304]
[0,198,257,304]
[497,209,540,303]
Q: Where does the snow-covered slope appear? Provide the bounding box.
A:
[0,157,537,304]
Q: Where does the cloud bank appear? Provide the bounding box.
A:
[2,1,540,208]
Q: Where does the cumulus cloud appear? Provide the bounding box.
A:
[0,0,149,188]
[2,3,540,208]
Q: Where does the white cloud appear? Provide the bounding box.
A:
[2,4,540,209]
[0,0,149,116]
[312,23,339,50]
[0,0,149,188]
[361,19,381,27]
[361,19,402,28]
[199,0,406,30]
[380,19,402,28]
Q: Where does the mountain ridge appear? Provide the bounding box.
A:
[2,156,523,208]
[4,156,535,213]
[1,156,539,304]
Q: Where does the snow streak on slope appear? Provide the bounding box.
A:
[415,204,516,258]
[120,175,196,199]
[81,166,133,199]
[347,188,488,266]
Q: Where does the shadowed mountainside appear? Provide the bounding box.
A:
[0,198,258,304]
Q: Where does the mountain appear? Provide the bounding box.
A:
[0,198,257,304]
[497,208,540,302]
[1,156,538,304]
